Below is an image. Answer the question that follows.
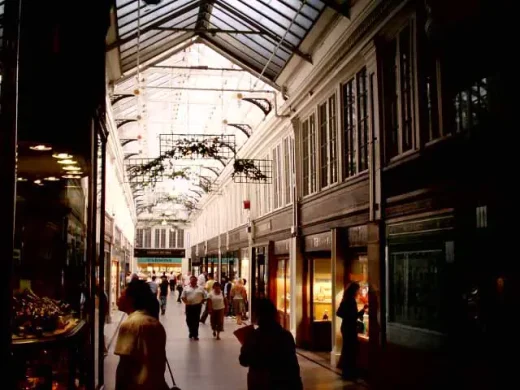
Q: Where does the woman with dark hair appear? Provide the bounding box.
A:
[114,280,167,389]
[239,298,303,390]
[336,282,366,381]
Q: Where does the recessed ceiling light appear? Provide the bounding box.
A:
[57,159,77,165]
[44,176,60,181]
[62,174,82,179]
[52,153,73,159]
[62,166,81,171]
[30,145,52,151]
[17,177,28,182]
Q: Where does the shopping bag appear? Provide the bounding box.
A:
[233,324,255,345]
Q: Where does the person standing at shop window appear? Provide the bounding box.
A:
[336,282,366,381]
[181,275,207,340]
[114,280,168,390]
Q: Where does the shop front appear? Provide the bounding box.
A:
[303,232,333,352]
[134,248,186,277]
[227,225,250,282]
[206,236,219,279]
[274,239,291,330]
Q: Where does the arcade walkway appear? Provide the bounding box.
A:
[103,293,367,390]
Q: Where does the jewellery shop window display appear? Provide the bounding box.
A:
[310,256,333,351]
[12,146,96,389]
[276,258,291,330]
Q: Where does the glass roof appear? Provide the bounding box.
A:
[112,0,326,80]
[112,43,275,220]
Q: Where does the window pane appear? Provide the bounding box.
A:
[399,25,414,152]
[284,138,291,205]
[155,229,160,248]
[328,95,338,183]
[302,120,310,196]
[319,103,328,188]
[273,147,279,209]
[357,68,369,172]
[343,79,356,177]
[390,249,444,331]
[383,39,399,160]
[309,114,317,193]
[160,229,166,249]
[313,258,332,321]
[177,229,185,248]
[144,228,152,248]
[169,229,177,248]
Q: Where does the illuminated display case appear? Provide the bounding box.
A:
[276,258,291,330]
[310,257,333,351]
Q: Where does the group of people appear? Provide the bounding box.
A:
[114,269,365,389]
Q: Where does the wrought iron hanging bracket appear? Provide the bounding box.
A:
[227,123,253,138]
[116,119,138,129]
[241,98,272,117]
[110,94,135,106]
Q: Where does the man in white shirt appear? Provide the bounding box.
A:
[197,271,207,287]
[181,275,207,340]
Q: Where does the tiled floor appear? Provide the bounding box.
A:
[104,293,367,390]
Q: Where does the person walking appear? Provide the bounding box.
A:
[114,280,168,390]
[336,282,366,381]
[239,298,303,390]
[176,273,183,303]
[159,275,169,315]
[231,278,247,325]
[181,275,207,340]
[208,282,227,340]
[200,273,215,324]
[169,272,176,293]
[148,275,159,296]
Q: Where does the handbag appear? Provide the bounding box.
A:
[166,358,181,390]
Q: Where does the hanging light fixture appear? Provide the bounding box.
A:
[161,219,167,226]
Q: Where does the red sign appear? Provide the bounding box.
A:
[243,200,251,209]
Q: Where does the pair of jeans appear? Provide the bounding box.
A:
[185,304,202,338]
[160,295,167,313]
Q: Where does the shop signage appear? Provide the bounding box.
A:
[274,239,291,255]
[207,237,219,253]
[137,257,183,264]
[305,232,331,252]
[134,248,186,258]
[256,221,272,234]
[348,225,368,247]
[387,214,454,238]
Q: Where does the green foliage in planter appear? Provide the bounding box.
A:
[232,159,268,182]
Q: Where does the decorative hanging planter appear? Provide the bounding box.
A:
[232,159,271,184]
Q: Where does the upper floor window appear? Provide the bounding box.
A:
[319,95,338,188]
[136,228,144,248]
[283,137,294,205]
[273,144,283,209]
[382,21,416,161]
[343,67,369,178]
[144,228,152,248]
[452,77,489,132]
[177,229,185,248]
[302,113,317,196]
[169,229,177,248]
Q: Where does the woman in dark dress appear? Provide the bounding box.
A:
[337,282,365,381]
